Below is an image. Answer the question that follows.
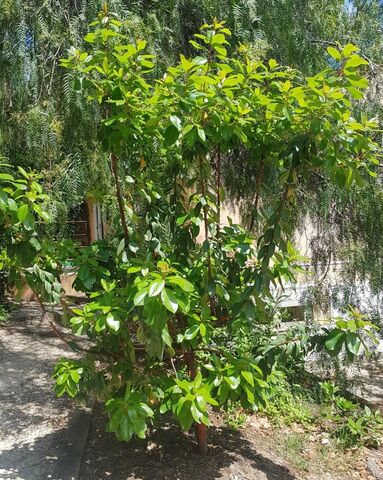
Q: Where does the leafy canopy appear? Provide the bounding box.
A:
[47,9,379,447]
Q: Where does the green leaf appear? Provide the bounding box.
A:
[335,168,347,187]
[106,312,120,332]
[23,213,36,230]
[268,59,278,69]
[197,128,206,142]
[17,204,29,222]
[243,300,256,320]
[345,55,368,69]
[325,330,345,352]
[149,279,165,297]
[327,46,341,61]
[134,288,148,306]
[213,44,227,56]
[137,39,147,51]
[164,125,179,146]
[241,371,254,387]
[161,288,178,313]
[167,276,194,292]
[199,323,207,337]
[225,376,240,389]
[342,44,359,57]
[346,85,364,100]
[184,324,199,340]
[178,402,194,430]
[0,173,14,181]
[33,204,50,221]
[212,33,226,45]
[170,115,182,131]
[190,402,203,423]
[29,237,41,251]
[161,327,172,347]
[244,385,255,403]
[117,238,125,256]
[310,118,321,135]
[345,332,361,355]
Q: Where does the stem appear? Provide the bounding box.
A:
[199,155,212,279]
[216,148,221,236]
[199,155,209,242]
[249,155,264,231]
[33,292,92,354]
[110,153,129,242]
[184,351,208,454]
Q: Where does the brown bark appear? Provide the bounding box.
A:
[249,156,264,231]
[216,148,221,236]
[198,155,212,280]
[184,351,208,454]
[110,153,129,241]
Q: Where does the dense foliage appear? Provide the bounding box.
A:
[1,0,383,455]
[2,1,383,301]
[41,10,380,451]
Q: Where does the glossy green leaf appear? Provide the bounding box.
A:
[161,288,178,313]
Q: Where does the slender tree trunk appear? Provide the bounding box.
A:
[199,155,212,279]
[110,153,129,241]
[216,148,221,237]
[184,351,208,454]
[249,155,264,231]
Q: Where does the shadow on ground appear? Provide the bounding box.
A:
[0,413,90,480]
[79,405,297,480]
[0,303,89,480]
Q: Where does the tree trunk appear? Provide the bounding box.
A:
[196,422,208,454]
[110,153,129,241]
[184,351,208,454]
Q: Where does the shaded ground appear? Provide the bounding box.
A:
[80,405,297,480]
[2,303,383,479]
[0,303,91,480]
[79,405,380,480]
[79,366,383,480]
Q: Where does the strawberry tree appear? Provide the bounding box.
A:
[53,7,379,453]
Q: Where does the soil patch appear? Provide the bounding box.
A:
[80,403,297,480]
[79,403,381,480]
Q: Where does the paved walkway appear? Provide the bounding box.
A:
[0,304,91,480]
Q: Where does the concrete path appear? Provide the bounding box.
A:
[0,304,91,480]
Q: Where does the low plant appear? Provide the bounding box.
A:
[223,405,247,430]
[1,5,379,455]
[0,304,8,323]
[335,406,383,448]
[260,375,383,450]
[260,373,313,426]
[319,380,340,404]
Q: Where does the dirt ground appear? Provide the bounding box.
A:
[1,303,382,480]
[79,403,381,480]
[80,404,297,480]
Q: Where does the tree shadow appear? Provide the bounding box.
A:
[0,305,87,480]
[79,406,298,480]
[1,303,297,480]
[0,407,91,480]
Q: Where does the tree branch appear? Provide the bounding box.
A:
[111,153,130,242]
